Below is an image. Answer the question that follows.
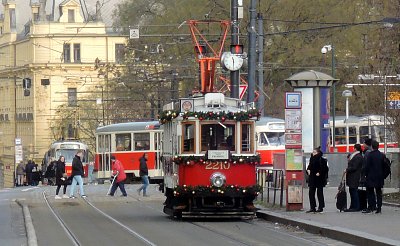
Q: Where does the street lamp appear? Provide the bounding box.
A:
[342,90,352,152]
[321,44,336,151]
[95,86,105,126]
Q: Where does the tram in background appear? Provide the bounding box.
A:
[43,140,89,176]
[94,121,163,183]
[255,117,285,166]
[329,115,398,152]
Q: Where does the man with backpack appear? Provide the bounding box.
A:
[363,140,385,214]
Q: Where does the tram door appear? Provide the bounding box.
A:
[154,131,163,177]
[98,134,111,179]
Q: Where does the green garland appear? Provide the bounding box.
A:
[173,184,262,197]
[173,154,261,165]
[158,109,260,124]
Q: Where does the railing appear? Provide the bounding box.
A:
[256,168,284,207]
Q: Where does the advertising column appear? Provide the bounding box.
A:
[285,92,303,211]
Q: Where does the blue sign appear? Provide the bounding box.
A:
[285,92,302,109]
[388,101,400,109]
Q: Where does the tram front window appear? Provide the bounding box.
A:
[260,132,285,146]
[201,123,235,152]
[56,149,86,163]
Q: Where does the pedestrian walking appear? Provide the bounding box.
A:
[306,146,329,213]
[108,156,127,197]
[16,161,25,186]
[25,160,34,186]
[69,150,87,199]
[363,140,384,214]
[137,153,149,197]
[344,144,363,212]
[55,156,69,199]
[31,162,40,186]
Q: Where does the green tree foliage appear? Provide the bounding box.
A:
[109,0,399,136]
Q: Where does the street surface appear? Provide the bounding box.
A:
[0,184,351,246]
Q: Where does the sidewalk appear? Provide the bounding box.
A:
[256,187,400,246]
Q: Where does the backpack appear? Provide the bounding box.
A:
[382,154,392,180]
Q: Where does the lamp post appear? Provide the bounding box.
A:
[321,44,336,151]
[95,85,105,126]
[342,90,352,152]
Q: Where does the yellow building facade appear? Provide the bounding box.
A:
[0,0,126,187]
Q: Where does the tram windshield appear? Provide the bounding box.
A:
[55,149,87,163]
[259,132,285,146]
[201,122,235,152]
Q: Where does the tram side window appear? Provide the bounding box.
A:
[115,133,131,151]
[183,123,195,153]
[134,133,150,150]
[200,123,235,152]
[334,127,357,144]
[241,123,253,152]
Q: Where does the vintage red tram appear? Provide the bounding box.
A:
[160,93,261,218]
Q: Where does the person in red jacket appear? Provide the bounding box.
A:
[109,155,127,197]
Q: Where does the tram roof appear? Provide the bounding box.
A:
[96,121,161,134]
[330,115,386,123]
[256,116,284,125]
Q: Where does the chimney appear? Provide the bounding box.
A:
[39,0,47,21]
[1,0,16,33]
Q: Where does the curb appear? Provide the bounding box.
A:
[256,210,400,246]
[15,199,38,246]
[383,202,400,208]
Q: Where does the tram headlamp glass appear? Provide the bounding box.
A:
[210,172,226,188]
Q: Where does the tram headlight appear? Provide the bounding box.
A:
[210,172,226,188]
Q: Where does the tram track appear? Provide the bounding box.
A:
[42,191,81,246]
[42,191,157,246]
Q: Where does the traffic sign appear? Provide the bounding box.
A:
[129,28,140,39]
[239,85,247,99]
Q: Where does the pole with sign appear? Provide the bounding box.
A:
[14,138,23,187]
[285,92,303,211]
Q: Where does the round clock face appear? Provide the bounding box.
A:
[223,53,243,71]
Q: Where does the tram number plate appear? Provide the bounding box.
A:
[205,162,230,170]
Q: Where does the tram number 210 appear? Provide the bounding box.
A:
[205,162,231,170]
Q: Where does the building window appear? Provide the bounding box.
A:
[115,44,125,64]
[33,13,39,22]
[68,88,77,107]
[68,9,75,23]
[73,44,81,63]
[63,43,71,63]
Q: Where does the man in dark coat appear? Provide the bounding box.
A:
[363,140,384,214]
[137,153,149,197]
[68,150,86,198]
[360,138,372,187]
[306,147,329,213]
[344,144,363,212]
[25,160,34,186]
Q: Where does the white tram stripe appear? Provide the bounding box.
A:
[83,197,157,246]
